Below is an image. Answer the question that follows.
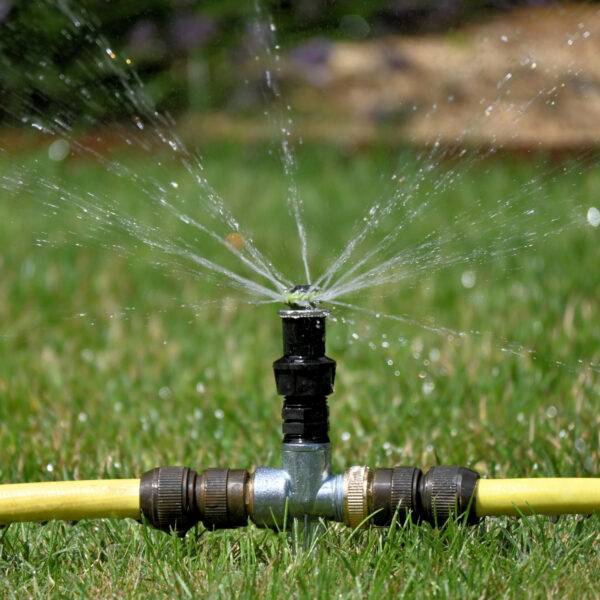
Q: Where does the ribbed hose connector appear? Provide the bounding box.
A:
[420,466,480,526]
[198,468,248,530]
[343,466,370,528]
[140,466,249,535]
[140,466,198,535]
[367,465,480,527]
[370,467,421,525]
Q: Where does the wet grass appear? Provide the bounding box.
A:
[0,143,598,598]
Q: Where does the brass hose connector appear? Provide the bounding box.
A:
[343,466,370,528]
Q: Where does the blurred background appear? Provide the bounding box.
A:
[2,0,600,150]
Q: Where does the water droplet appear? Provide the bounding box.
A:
[422,381,435,395]
[170,181,179,189]
[48,139,70,162]
[341,431,351,442]
[586,206,600,227]
[461,270,476,288]
[497,72,512,89]
[81,348,94,363]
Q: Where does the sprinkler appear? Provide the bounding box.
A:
[0,291,599,534]
[284,284,321,309]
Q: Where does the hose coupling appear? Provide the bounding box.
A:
[367,465,480,527]
[140,466,249,535]
[343,466,370,528]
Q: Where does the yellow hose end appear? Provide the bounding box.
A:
[475,478,600,517]
[0,479,140,525]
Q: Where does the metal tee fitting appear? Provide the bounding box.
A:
[249,443,344,528]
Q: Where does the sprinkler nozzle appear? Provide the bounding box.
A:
[284,284,320,309]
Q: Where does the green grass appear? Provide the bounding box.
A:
[0,143,598,598]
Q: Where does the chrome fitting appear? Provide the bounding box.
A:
[282,442,331,516]
[249,443,345,528]
[249,467,289,528]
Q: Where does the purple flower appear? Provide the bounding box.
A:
[290,38,332,67]
[168,13,217,53]
[0,1,12,23]
[127,19,165,58]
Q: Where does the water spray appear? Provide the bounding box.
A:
[0,289,599,534]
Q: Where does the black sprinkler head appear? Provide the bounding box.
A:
[274,306,335,444]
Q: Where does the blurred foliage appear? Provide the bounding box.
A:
[0,0,561,122]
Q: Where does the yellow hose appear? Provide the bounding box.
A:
[0,480,140,524]
[1,476,599,525]
[476,478,600,517]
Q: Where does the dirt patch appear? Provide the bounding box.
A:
[283,4,600,149]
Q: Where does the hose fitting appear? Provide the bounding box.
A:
[369,466,421,526]
[343,466,370,528]
[140,467,249,534]
[420,466,480,525]
[367,465,479,527]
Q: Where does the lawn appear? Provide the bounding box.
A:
[0,142,598,598]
